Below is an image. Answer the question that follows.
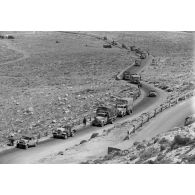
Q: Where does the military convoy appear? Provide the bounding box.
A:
[11,43,147,147]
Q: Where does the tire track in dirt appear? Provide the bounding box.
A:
[0,40,29,66]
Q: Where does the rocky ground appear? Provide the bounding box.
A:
[0,31,136,147]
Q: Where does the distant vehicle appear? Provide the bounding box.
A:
[5,35,14,39]
[130,46,136,51]
[129,90,141,100]
[103,44,112,48]
[135,48,142,55]
[52,125,76,139]
[184,114,195,126]
[134,59,142,66]
[92,106,117,127]
[16,135,38,149]
[116,97,133,117]
[123,72,142,86]
[111,40,117,46]
[148,90,157,97]
[140,52,147,59]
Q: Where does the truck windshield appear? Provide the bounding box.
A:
[97,113,107,117]
[117,105,125,108]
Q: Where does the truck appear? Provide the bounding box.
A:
[134,59,142,66]
[16,135,38,149]
[116,97,133,117]
[103,44,112,48]
[140,52,147,59]
[52,125,76,139]
[92,106,117,127]
[130,46,136,51]
[123,72,142,86]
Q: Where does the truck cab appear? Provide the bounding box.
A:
[92,106,117,127]
[116,98,133,117]
[93,112,108,127]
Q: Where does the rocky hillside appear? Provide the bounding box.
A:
[85,123,195,164]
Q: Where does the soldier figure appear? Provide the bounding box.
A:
[83,117,87,126]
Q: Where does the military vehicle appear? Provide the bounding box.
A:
[52,125,76,139]
[16,135,38,149]
[116,97,133,117]
[92,106,117,127]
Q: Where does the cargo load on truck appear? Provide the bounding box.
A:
[116,97,133,117]
[92,106,117,127]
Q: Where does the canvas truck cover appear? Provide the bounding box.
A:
[116,97,133,106]
[96,106,117,117]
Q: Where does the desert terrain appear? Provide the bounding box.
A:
[0,31,194,163]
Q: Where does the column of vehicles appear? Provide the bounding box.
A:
[12,125,77,150]
[92,96,135,127]
[14,46,148,148]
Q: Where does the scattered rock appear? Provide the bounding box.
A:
[108,147,121,154]
[80,140,87,144]
[58,151,64,155]
[90,133,99,139]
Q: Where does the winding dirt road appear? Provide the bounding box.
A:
[0,33,191,164]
